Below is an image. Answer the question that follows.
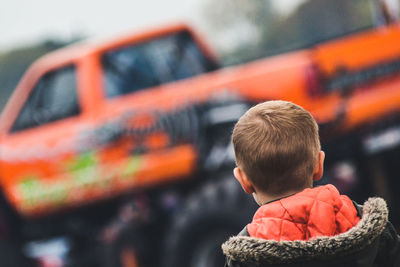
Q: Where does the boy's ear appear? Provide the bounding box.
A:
[312,151,325,182]
[234,167,255,194]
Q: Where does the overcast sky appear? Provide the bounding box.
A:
[5,0,397,53]
[1,0,316,53]
[0,0,206,51]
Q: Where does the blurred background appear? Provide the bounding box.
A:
[1,0,400,267]
[2,0,399,109]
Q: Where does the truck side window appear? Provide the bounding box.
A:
[102,31,218,98]
[11,65,80,132]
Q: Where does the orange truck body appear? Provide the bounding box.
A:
[1,22,400,218]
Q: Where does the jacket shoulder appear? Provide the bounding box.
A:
[375,220,400,266]
[222,197,391,266]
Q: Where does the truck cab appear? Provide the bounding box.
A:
[0,24,219,217]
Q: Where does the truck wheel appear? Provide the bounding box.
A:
[162,176,257,267]
[0,239,33,267]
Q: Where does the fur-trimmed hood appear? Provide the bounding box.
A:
[222,197,388,265]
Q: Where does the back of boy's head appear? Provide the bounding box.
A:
[232,100,320,195]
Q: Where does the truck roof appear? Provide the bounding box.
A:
[33,22,196,67]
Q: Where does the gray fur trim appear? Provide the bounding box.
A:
[222,197,388,264]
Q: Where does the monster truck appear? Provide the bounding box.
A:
[1,1,400,267]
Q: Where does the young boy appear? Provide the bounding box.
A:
[222,100,400,266]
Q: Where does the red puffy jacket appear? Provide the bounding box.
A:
[247,184,360,241]
[223,185,400,266]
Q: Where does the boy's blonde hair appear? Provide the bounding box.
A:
[232,101,320,195]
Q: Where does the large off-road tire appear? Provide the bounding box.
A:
[162,176,258,267]
[0,239,34,267]
[0,196,34,267]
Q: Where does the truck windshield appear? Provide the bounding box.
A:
[272,0,375,49]
[101,31,218,98]
[215,0,378,64]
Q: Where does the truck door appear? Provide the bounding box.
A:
[0,64,86,217]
